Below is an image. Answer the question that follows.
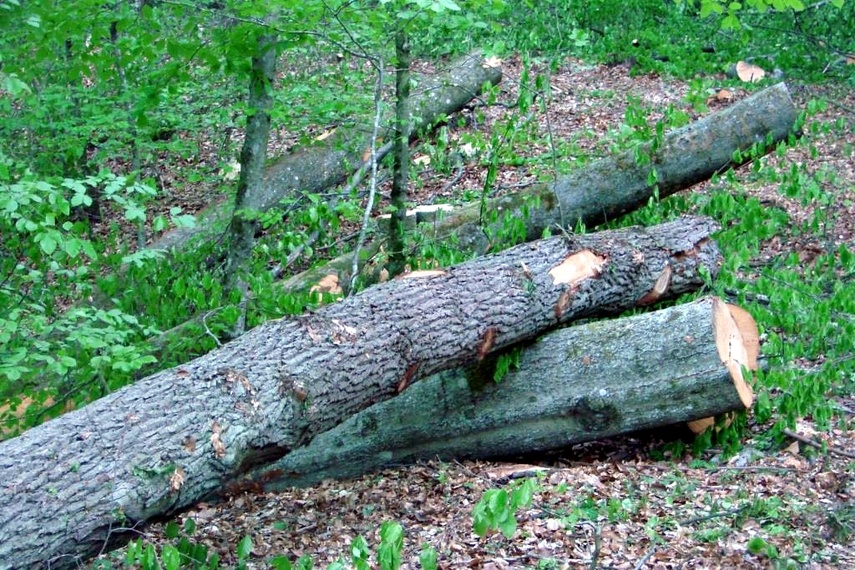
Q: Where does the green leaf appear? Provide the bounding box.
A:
[746,536,767,554]
[270,555,292,570]
[419,544,438,570]
[1,73,31,97]
[700,0,725,16]
[64,239,81,258]
[39,234,57,255]
[183,517,197,535]
[152,215,168,232]
[498,516,517,538]
[161,544,180,570]
[236,535,253,560]
[378,521,403,570]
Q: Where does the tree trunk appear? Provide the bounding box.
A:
[224,33,277,334]
[285,82,797,292]
[0,216,720,568]
[388,28,412,276]
[256,296,758,489]
[149,51,502,253]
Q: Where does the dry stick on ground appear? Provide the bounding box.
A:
[285,82,799,293]
[633,546,657,570]
[0,216,720,568]
[783,428,855,459]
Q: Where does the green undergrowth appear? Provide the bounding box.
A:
[496,0,854,83]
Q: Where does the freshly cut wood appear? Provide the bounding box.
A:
[686,302,760,434]
[287,82,797,293]
[150,51,502,252]
[257,297,757,488]
[0,216,720,568]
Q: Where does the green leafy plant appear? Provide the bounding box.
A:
[472,477,537,538]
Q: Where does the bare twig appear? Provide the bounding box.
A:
[202,309,223,348]
[439,163,466,194]
[633,546,657,570]
[579,521,602,570]
[540,72,565,227]
[679,506,746,525]
[783,428,855,459]
[350,59,385,294]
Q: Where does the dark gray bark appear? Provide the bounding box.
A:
[388,28,412,276]
[257,296,757,488]
[285,82,798,292]
[0,216,719,568]
[149,51,502,252]
[224,34,276,300]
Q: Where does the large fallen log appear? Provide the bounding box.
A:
[0,216,719,568]
[285,82,797,292]
[149,51,502,252]
[255,296,758,489]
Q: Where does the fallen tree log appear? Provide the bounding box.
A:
[285,82,797,292]
[149,51,502,253]
[255,296,758,489]
[0,216,720,568]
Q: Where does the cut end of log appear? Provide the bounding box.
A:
[549,250,606,287]
[309,274,344,296]
[687,416,714,433]
[725,304,761,369]
[713,297,756,409]
[690,298,760,434]
[688,412,739,435]
[483,56,503,69]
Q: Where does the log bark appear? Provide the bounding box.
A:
[256,296,757,489]
[149,51,502,252]
[285,82,797,293]
[0,216,720,568]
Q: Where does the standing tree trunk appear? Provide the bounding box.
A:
[388,28,412,276]
[0,216,720,568]
[224,34,277,334]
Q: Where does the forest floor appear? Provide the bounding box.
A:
[92,57,855,569]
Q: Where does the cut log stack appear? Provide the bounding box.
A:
[0,216,757,568]
[259,296,759,489]
[0,79,799,568]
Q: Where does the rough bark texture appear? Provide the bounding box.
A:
[256,297,756,488]
[388,28,412,275]
[0,216,720,568]
[149,51,502,252]
[224,34,276,293]
[284,82,797,293]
